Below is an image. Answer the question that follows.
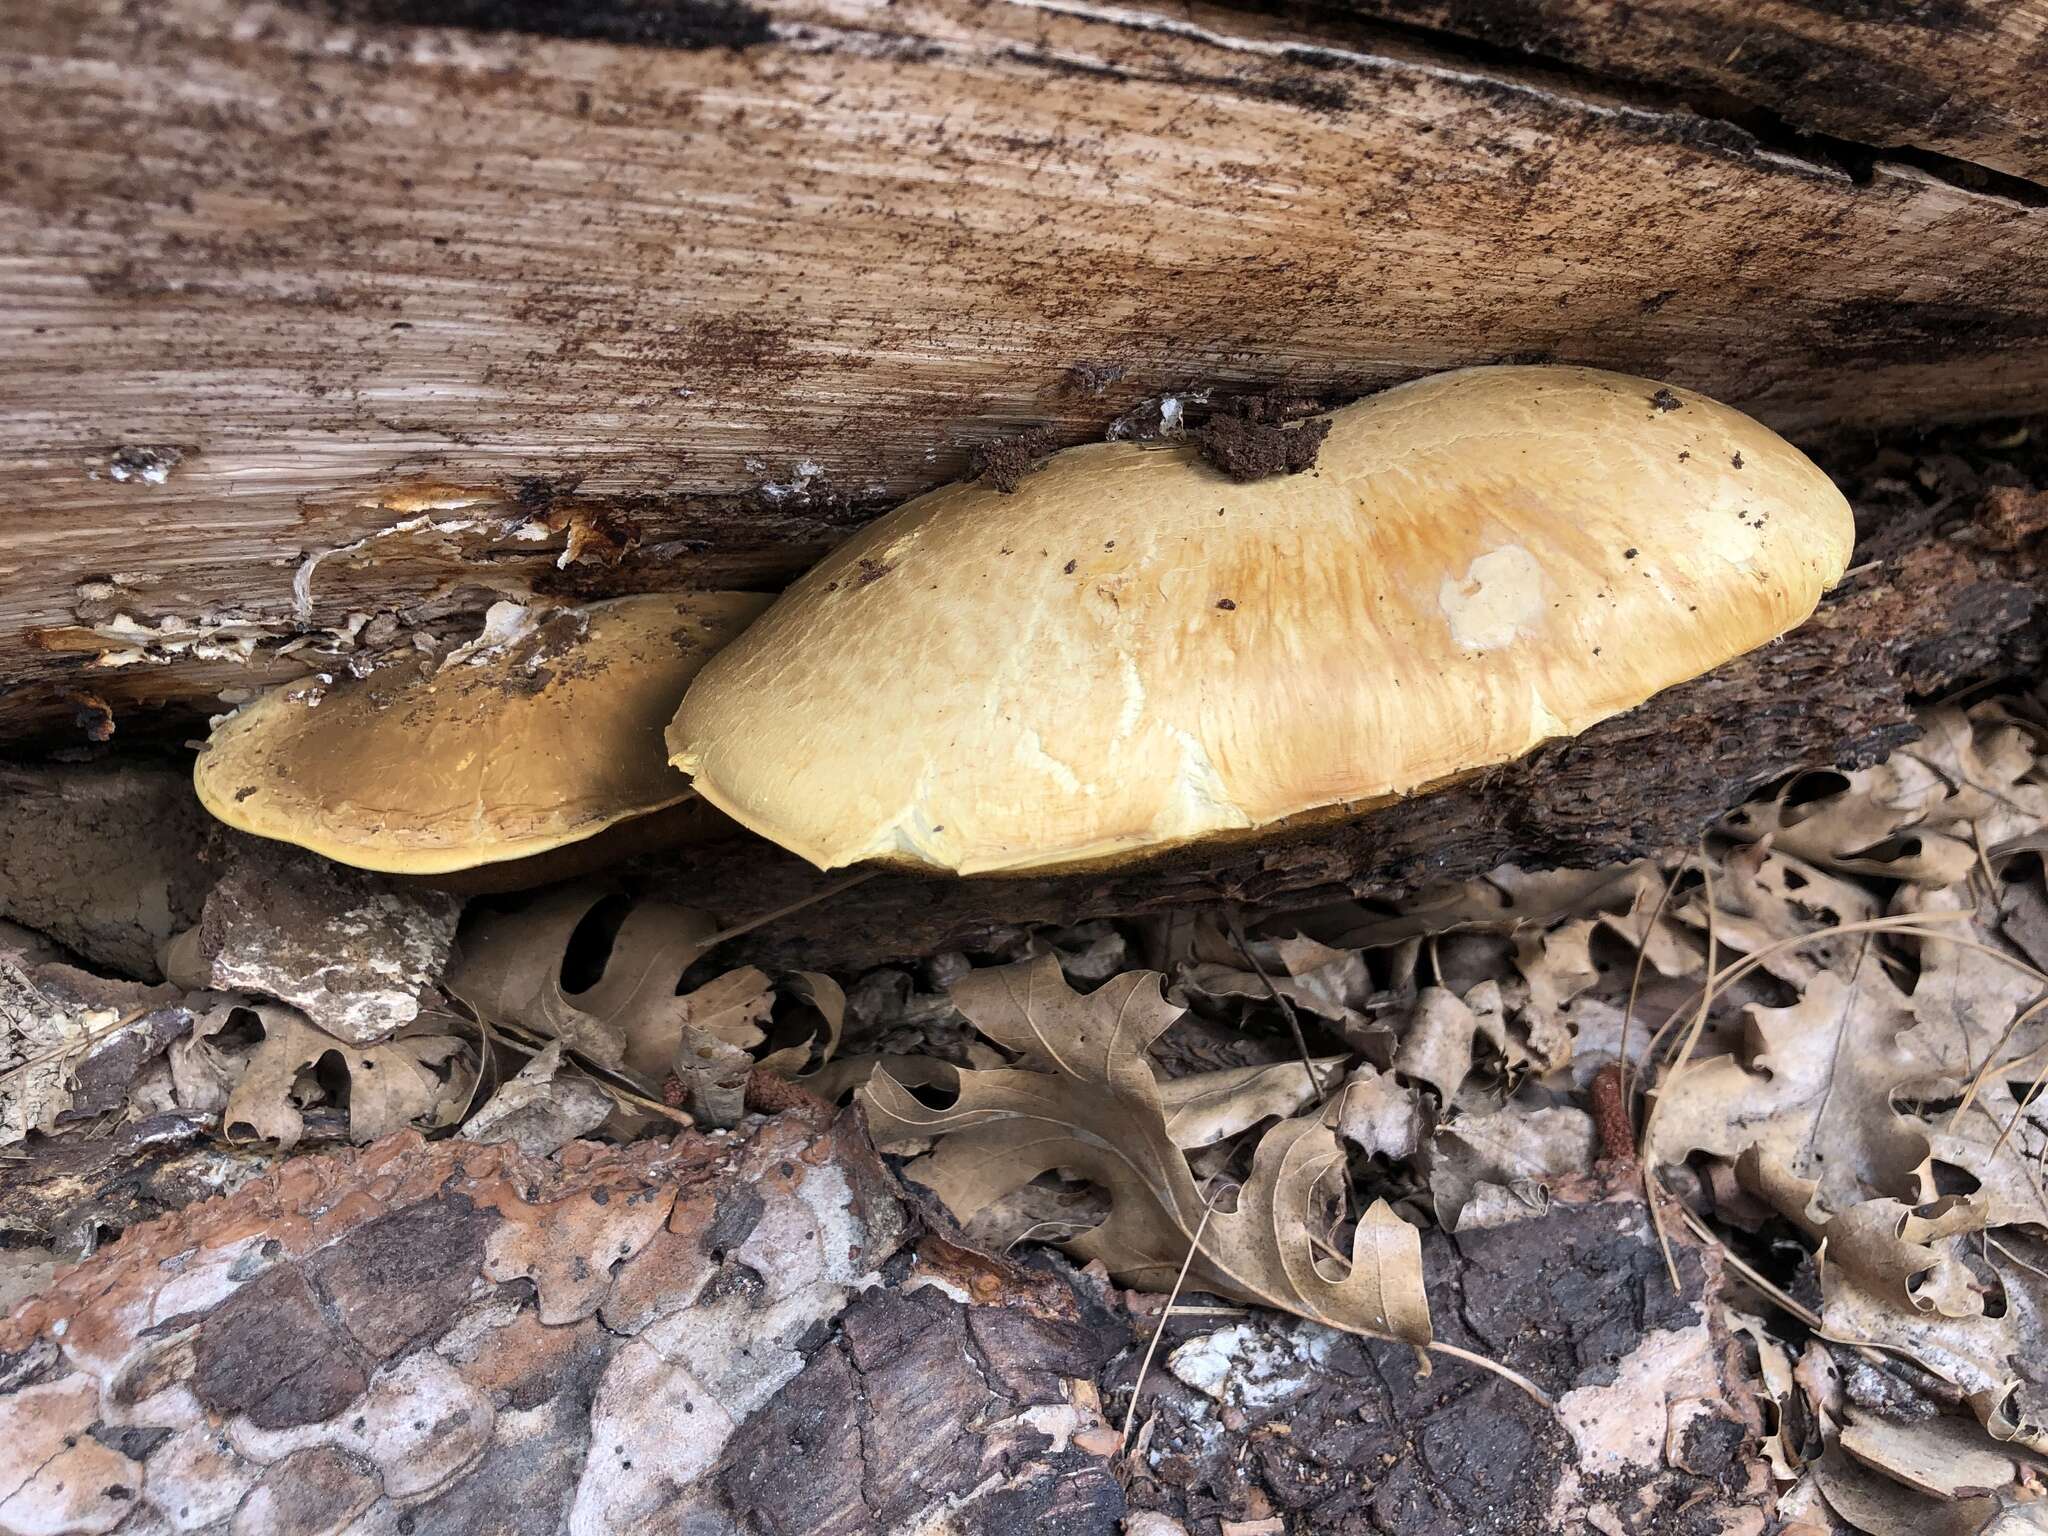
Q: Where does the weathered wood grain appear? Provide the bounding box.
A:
[5,0,2048,741]
[1332,0,2048,181]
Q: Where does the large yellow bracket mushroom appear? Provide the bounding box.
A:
[195,591,771,881]
[667,366,1854,876]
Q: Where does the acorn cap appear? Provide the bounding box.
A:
[197,591,772,874]
[667,366,1855,876]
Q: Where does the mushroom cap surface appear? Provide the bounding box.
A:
[667,366,1854,876]
[197,591,773,874]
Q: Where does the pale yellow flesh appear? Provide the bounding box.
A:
[195,591,773,874]
[669,366,1855,877]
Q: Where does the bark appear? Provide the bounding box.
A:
[6,0,2048,741]
[0,1110,1764,1535]
[1329,0,2048,181]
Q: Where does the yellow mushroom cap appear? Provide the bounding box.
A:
[197,591,773,875]
[666,367,1854,877]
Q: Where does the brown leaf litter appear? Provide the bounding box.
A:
[17,682,2048,1529]
[861,954,1436,1349]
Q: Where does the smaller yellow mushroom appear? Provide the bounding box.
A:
[195,591,771,878]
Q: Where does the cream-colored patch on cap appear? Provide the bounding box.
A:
[1527,681,1569,742]
[1439,545,1546,652]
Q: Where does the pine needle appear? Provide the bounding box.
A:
[1675,1204,1821,1331]
[1950,992,2048,1130]
[1646,852,1721,1290]
[1225,908,1326,1105]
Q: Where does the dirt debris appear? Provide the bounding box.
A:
[0,762,210,980]
[1192,413,1331,481]
[969,424,1061,493]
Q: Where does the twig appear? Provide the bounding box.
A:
[0,1006,153,1088]
[1224,907,1325,1105]
[1646,852,1720,1290]
[1617,853,1689,1108]
[1121,1190,1225,1452]
[1131,1305,1250,1331]
[1303,1232,1555,1409]
[598,1078,694,1126]
[697,871,881,951]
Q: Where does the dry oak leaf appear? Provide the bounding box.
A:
[1805,1445,2004,1536]
[1329,1065,1426,1162]
[1648,943,1933,1211]
[1917,1081,2048,1231]
[446,885,719,1076]
[858,954,1432,1345]
[0,961,115,1144]
[1427,1102,1597,1229]
[756,970,848,1079]
[1157,1056,1346,1149]
[1176,943,1376,1033]
[460,1039,613,1157]
[813,1045,1343,1155]
[1674,844,1881,989]
[1737,1148,1989,1318]
[1726,1311,1803,1481]
[1510,916,1600,1048]
[1838,1411,2026,1503]
[1893,884,2048,1080]
[1723,704,2048,886]
[1393,981,1520,1103]
[1823,1256,2048,1457]
[189,1001,469,1151]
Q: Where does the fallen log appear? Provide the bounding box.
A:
[1333,0,2048,182]
[0,1109,1764,1534]
[7,0,2048,742]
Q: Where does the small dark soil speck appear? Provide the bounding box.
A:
[1215,598,1237,610]
[856,558,892,585]
[1650,388,1684,413]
